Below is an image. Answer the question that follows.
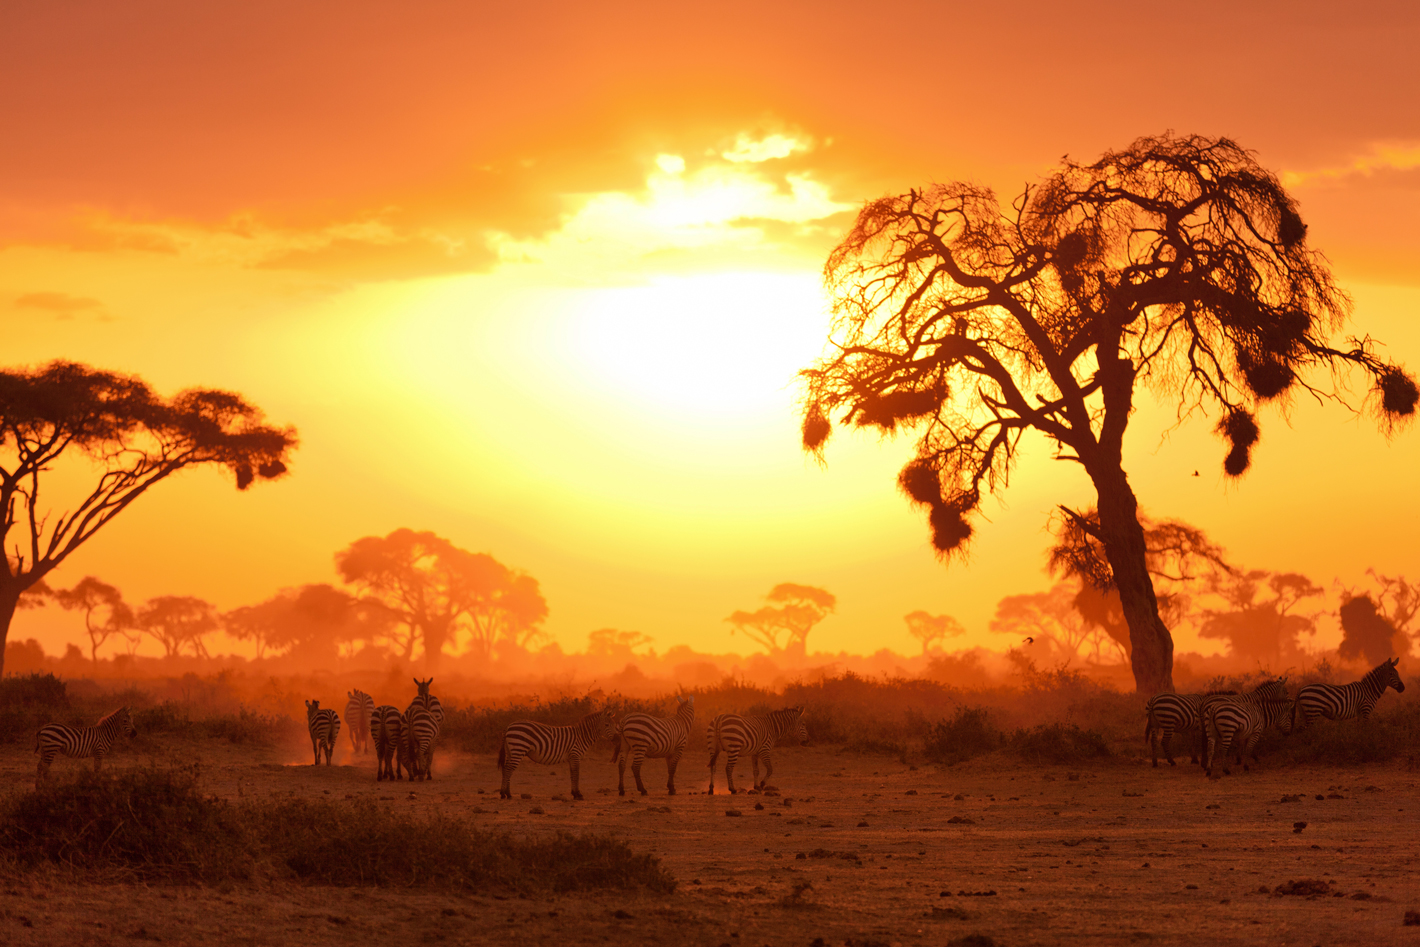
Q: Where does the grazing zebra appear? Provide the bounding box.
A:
[305,699,341,766]
[345,689,374,754]
[34,706,137,788]
[706,706,808,795]
[614,695,695,796]
[1204,698,1295,776]
[1293,658,1405,730]
[370,705,405,781]
[498,707,617,800]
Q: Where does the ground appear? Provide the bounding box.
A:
[0,733,1417,946]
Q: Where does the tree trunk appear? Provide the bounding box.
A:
[0,581,23,677]
[1091,465,1175,695]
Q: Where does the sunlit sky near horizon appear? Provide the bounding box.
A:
[2,1,1419,662]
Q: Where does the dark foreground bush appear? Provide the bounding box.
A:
[0,768,675,892]
[923,707,1004,765]
[131,702,294,746]
[1008,723,1112,764]
[0,673,68,710]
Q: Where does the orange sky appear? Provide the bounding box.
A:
[3,1,1419,661]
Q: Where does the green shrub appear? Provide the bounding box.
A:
[923,707,1004,765]
[0,767,675,893]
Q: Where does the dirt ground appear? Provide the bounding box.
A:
[0,732,1417,947]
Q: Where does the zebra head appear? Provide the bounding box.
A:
[676,695,695,719]
[591,707,618,740]
[305,699,320,719]
[786,706,809,746]
[413,677,434,699]
[1383,657,1405,693]
[118,706,137,739]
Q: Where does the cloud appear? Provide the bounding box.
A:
[1282,143,1420,189]
[13,291,103,318]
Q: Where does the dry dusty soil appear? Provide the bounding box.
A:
[1,733,1417,947]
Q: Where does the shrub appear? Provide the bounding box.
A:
[1273,699,1420,765]
[1008,723,1112,764]
[923,707,1004,765]
[0,673,68,710]
[0,767,675,893]
[130,702,294,746]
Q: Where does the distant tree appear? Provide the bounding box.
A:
[1337,593,1405,665]
[903,610,965,654]
[138,595,219,659]
[1197,570,1322,666]
[799,134,1416,693]
[725,583,836,657]
[0,361,296,675]
[1357,570,1419,657]
[990,581,1126,667]
[224,583,387,662]
[51,576,137,662]
[587,628,655,659]
[335,529,548,668]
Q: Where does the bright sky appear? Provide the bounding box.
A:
[2,1,1419,660]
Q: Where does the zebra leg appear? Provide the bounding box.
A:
[666,747,683,795]
[569,752,584,801]
[750,751,761,791]
[631,747,649,796]
[707,745,719,795]
[1160,726,1176,767]
[758,750,774,791]
[1149,722,1160,767]
[725,749,740,794]
[500,748,519,799]
[617,741,628,796]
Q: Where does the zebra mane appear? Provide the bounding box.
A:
[97,706,128,726]
[1364,660,1398,686]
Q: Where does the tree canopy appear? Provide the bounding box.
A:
[725,583,836,657]
[137,595,218,659]
[799,133,1415,693]
[224,583,388,662]
[0,360,296,675]
[335,528,548,667]
[51,576,136,662]
[902,610,965,654]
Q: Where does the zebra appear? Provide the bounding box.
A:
[345,689,374,754]
[34,706,136,788]
[613,695,695,796]
[1144,682,1276,767]
[498,707,617,800]
[1198,678,1287,771]
[1204,698,1295,776]
[706,706,808,795]
[1293,658,1405,730]
[404,678,444,778]
[305,699,341,766]
[405,704,439,781]
[370,705,405,781]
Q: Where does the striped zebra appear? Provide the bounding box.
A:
[305,699,341,766]
[370,705,405,781]
[1198,678,1287,771]
[706,706,808,795]
[1293,658,1405,730]
[1144,683,1277,767]
[1204,698,1295,776]
[404,704,439,781]
[404,678,444,778]
[407,677,445,725]
[345,689,374,754]
[498,707,617,800]
[613,695,695,796]
[34,706,136,788]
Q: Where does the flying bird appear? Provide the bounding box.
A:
[1023,636,1034,645]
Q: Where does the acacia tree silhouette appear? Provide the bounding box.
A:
[51,576,136,662]
[336,529,547,669]
[800,134,1416,693]
[903,610,965,655]
[138,595,219,659]
[726,583,836,658]
[225,583,387,662]
[0,361,296,675]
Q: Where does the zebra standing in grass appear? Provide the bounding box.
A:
[1144,684,1276,767]
[345,689,374,754]
[498,707,617,800]
[306,699,341,766]
[614,695,695,796]
[706,706,808,795]
[34,706,137,788]
[1198,678,1287,771]
[1204,698,1296,776]
[405,704,440,781]
[1293,658,1405,730]
[370,705,405,781]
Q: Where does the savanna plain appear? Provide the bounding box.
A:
[1,676,1418,947]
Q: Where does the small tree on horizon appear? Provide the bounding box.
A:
[51,576,137,662]
[138,595,219,659]
[0,361,296,675]
[799,133,1416,693]
[903,610,965,654]
[726,583,836,657]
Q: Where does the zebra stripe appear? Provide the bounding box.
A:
[34,706,136,788]
[370,705,405,781]
[614,695,695,796]
[345,689,375,754]
[405,705,440,781]
[498,707,617,800]
[706,706,808,795]
[305,699,341,766]
[1294,658,1405,729]
[1204,698,1295,776]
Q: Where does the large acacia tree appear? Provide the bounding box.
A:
[800,134,1416,694]
[0,361,296,675]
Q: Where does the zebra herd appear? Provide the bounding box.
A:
[305,678,447,779]
[1145,658,1406,777]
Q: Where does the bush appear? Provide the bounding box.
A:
[1273,699,1420,765]
[1008,723,1112,764]
[923,707,1004,765]
[0,767,675,893]
[0,673,68,710]
[131,702,294,746]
